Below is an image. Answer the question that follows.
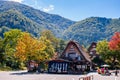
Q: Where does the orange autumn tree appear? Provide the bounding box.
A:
[109,32,120,67]
[109,32,120,50]
[15,32,47,62]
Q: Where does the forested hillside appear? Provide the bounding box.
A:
[63,17,120,46]
[0,1,75,37]
[0,1,120,46]
[0,9,44,37]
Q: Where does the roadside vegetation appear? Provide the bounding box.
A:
[96,32,120,69]
[0,29,120,71]
[0,29,66,70]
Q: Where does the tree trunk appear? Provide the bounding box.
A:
[112,56,116,69]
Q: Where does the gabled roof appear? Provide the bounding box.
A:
[61,40,91,62]
[88,42,97,52]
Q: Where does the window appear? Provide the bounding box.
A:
[68,53,77,60]
[78,56,81,60]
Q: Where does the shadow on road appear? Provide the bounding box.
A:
[10,71,40,75]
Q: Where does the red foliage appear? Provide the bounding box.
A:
[109,32,120,50]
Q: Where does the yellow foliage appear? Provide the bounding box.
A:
[15,32,47,62]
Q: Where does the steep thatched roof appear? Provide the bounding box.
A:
[61,40,91,62]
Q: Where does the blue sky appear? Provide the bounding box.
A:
[4,0,120,21]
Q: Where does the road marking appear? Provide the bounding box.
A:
[72,78,75,80]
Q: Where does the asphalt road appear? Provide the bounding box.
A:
[0,70,120,80]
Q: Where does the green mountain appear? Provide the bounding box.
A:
[63,17,120,46]
[0,1,75,37]
[0,9,44,37]
[0,1,120,46]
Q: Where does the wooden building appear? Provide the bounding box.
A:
[27,60,38,72]
[88,42,98,59]
[48,41,93,74]
[88,42,105,66]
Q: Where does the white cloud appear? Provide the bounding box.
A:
[34,0,42,9]
[25,0,42,10]
[4,0,55,12]
[7,0,24,3]
[42,5,54,12]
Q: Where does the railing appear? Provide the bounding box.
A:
[79,75,93,80]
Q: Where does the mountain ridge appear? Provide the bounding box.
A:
[0,1,120,46]
[63,17,120,46]
[0,1,75,37]
[0,9,45,36]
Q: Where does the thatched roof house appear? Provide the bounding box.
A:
[48,41,93,74]
[61,40,91,62]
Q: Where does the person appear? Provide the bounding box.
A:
[105,68,108,73]
[115,69,119,76]
[105,68,111,75]
[97,67,101,74]
[101,68,105,74]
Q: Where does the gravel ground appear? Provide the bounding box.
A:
[0,70,120,80]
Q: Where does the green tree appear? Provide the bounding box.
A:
[109,32,120,68]
[3,29,23,68]
[96,40,120,68]
[0,37,5,65]
[58,39,66,53]
[96,40,112,65]
[96,40,109,60]
[39,36,55,59]
[40,30,60,52]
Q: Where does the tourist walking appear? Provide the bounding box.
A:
[115,69,119,76]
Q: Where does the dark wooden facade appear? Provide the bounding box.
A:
[48,41,93,74]
[48,59,69,73]
[88,42,98,59]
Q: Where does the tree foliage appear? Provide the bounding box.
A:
[3,29,23,68]
[109,32,120,67]
[0,1,75,38]
[109,32,120,51]
[15,33,54,61]
[63,17,120,46]
[0,37,5,64]
[40,30,60,52]
[96,33,120,68]
[39,36,55,59]
[0,29,56,69]
[96,40,117,67]
[96,40,110,62]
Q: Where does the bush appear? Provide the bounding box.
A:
[0,64,12,71]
